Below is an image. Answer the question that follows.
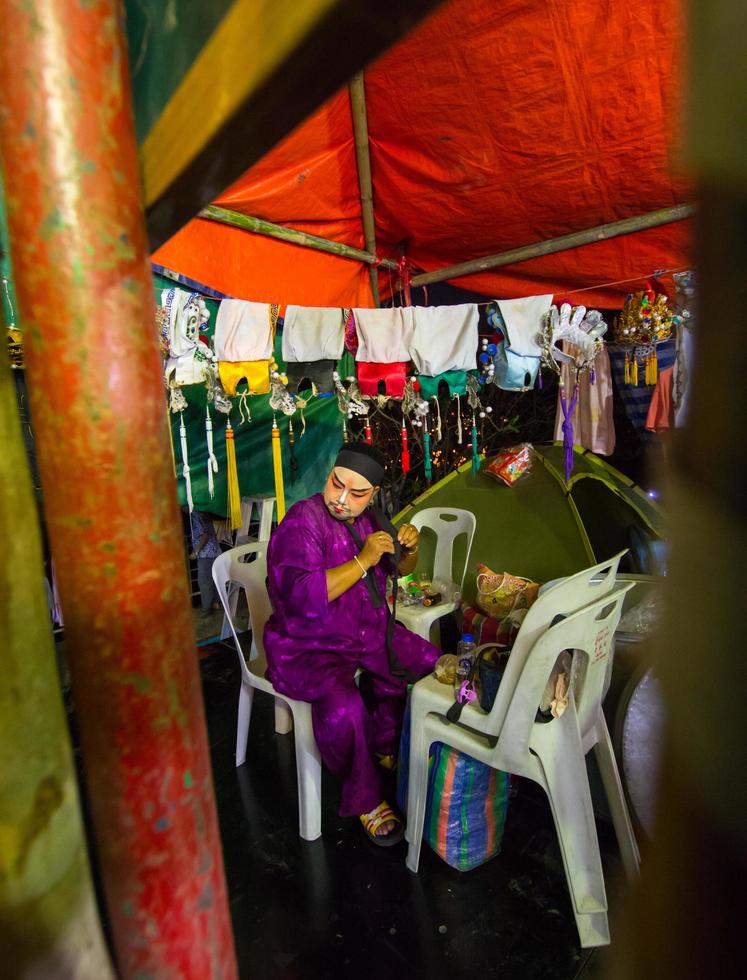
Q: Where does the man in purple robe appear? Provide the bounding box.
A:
[264,443,440,845]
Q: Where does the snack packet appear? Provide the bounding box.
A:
[486,443,533,487]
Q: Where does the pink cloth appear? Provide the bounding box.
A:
[645,367,674,431]
[553,342,615,456]
[264,495,439,816]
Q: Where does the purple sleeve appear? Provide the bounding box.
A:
[267,507,330,618]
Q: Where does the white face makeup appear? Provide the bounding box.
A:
[323,466,376,521]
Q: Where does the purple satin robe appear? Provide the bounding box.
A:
[264,494,439,816]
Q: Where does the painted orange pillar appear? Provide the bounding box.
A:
[0,2,237,977]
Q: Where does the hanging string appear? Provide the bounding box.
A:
[205,405,219,499]
[237,386,252,425]
[178,411,193,512]
[295,381,317,436]
[454,393,463,444]
[471,266,690,307]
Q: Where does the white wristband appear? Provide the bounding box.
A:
[353,555,368,579]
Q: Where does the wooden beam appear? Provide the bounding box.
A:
[200,204,399,269]
[349,72,380,306]
[410,204,696,287]
[143,0,447,250]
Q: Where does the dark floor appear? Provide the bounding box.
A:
[200,645,628,980]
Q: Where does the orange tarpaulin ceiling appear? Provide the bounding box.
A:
[152,0,692,308]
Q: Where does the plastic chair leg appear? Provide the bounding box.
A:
[292,706,323,841]
[531,710,609,944]
[592,721,640,881]
[220,582,241,641]
[235,681,254,767]
[274,698,294,735]
[405,704,433,872]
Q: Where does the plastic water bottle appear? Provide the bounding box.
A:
[454,632,477,697]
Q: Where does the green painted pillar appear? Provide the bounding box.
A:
[0,345,114,973]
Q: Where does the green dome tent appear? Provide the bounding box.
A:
[395,444,666,603]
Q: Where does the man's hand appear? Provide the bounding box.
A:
[397,523,419,554]
[359,530,396,570]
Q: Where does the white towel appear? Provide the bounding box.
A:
[497,294,554,356]
[282,306,345,362]
[354,307,415,363]
[409,304,479,375]
[214,299,273,361]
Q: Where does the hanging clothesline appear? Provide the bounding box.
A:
[154,261,691,316]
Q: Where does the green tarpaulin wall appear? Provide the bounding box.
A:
[155,274,348,517]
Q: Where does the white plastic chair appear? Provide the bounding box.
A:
[212,543,322,841]
[405,552,640,948]
[219,495,276,641]
[236,495,276,546]
[395,507,476,644]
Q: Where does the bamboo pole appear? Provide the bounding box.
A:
[200,204,398,271]
[349,72,381,306]
[410,204,696,287]
[0,2,237,977]
[0,330,114,978]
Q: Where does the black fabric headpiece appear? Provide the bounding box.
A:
[334,443,386,487]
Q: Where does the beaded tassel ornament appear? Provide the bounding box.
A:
[400,419,410,474]
[271,415,286,521]
[423,416,432,482]
[471,413,480,474]
[178,411,193,512]
[558,379,580,485]
[225,418,242,529]
[205,405,219,499]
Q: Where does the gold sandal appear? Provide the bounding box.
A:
[359,801,404,847]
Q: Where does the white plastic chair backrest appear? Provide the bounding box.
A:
[474,550,627,736]
[497,583,633,766]
[212,543,270,681]
[409,507,476,588]
[236,495,276,544]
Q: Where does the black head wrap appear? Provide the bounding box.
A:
[333,443,387,487]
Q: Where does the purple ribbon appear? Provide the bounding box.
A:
[560,383,579,484]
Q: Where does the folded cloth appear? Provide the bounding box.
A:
[357,361,408,398]
[282,306,345,362]
[553,340,615,455]
[409,304,478,374]
[353,307,415,363]
[285,359,336,393]
[461,603,522,648]
[608,338,676,429]
[417,370,468,399]
[215,299,274,361]
[645,367,674,432]
[218,359,271,396]
[161,286,209,358]
[496,294,554,356]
